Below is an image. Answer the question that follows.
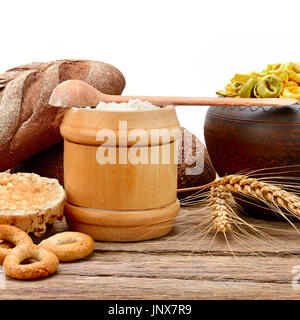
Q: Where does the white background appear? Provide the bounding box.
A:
[1,0,299,143]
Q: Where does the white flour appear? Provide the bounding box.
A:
[76,99,160,111]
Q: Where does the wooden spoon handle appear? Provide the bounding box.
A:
[49,80,299,108]
[108,95,299,107]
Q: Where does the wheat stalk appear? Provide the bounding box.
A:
[213,175,300,220]
[176,173,300,255]
[182,173,300,237]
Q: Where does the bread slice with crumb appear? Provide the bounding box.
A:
[0,172,65,236]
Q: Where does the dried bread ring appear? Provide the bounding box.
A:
[3,244,59,280]
[0,241,14,249]
[40,232,94,262]
[0,225,33,264]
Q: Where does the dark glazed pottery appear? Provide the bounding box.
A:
[204,104,300,220]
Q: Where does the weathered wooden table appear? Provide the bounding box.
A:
[1,204,300,299]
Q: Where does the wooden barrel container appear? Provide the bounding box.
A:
[204,104,300,220]
[61,106,181,241]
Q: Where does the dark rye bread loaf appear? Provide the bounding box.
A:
[0,59,125,171]
[177,128,216,199]
[12,142,64,185]
[13,128,216,198]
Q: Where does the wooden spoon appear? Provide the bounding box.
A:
[49,79,299,108]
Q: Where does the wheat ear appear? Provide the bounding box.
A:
[214,175,300,219]
[209,185,234,233]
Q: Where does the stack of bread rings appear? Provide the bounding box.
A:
[0,225,94,280]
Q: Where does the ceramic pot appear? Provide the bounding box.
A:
[204,104,300,220]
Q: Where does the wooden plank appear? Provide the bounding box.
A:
[2,204,300,299]
[1,273,300,300]
[1,251,300,299]
[59,252,300,284]
[33,206,300,255]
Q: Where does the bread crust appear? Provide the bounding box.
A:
[0,59,125,171]
[177,128,216,198]
[12,142,64,185]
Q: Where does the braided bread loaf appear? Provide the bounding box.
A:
[0,59,125,171]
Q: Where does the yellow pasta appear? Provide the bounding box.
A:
[285,62,300,83]
[217,62,300,101]
[253,75,282,98]
[265,63,285,76]
[281,86,300,100]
